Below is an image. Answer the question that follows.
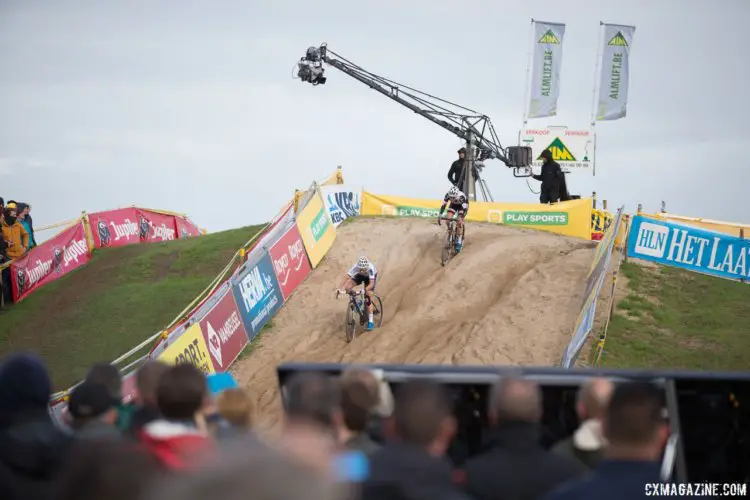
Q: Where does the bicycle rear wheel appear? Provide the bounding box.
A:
[372,294,384,327]
[345,302,357,343]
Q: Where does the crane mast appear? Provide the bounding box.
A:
[295,43,532,202]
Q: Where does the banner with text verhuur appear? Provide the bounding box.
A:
[296,190,336,268]
[232,252,284,339]
[158,323,216,375]
[361,192,592,240]
[627,215,750,282]
[198,287,249,372]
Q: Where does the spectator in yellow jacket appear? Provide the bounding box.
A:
[2,207,29,260]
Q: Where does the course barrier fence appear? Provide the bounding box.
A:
[560,206,625,368]
[46,171,614,420]
[5,207,202,303]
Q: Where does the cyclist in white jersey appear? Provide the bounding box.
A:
[338,256,378,331]
[438,186,469,252]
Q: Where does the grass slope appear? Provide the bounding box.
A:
[602,261,750,371]
[0,224,265,389]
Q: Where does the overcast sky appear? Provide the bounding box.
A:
[1,0,748,236]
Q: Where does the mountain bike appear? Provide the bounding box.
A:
[438,216,465,266]
[336,289,384,343]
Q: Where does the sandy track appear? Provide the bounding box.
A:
[232,217,596,431]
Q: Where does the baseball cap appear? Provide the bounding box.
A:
[68,382,116,419]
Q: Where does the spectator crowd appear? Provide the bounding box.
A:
[0,350,703,500]
[0,197,36,307]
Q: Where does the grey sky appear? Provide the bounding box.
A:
[1,0,748,236]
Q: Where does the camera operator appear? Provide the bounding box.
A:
[530,150,571,204]
[447,148,478,193]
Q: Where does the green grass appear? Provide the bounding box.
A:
[0,224,265,389]
[601,261,750,371]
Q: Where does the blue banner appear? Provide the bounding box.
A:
[232,252,284,339]
[627,215,750,282]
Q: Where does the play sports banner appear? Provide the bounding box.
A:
[627,215,750,282]
[11,222,92,302]
[361,192,592,239]
[561,207,624,367]
[322,184,362,227]
[158,323,216,375]
[296,188,336,268]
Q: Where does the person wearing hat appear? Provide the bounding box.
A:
[530,149,566,204]
[67,382,121,441]
[447,147,479,194]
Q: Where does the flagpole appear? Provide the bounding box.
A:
[520,18,535,132]
[589,21,605,177]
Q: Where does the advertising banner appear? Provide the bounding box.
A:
[198,287,249,372]
[527,20,566,119]
[296,190,336,268]
[88,208,141,248]
[642,213,750,239]
[627,215,750,282]
[157,323,215,375]
[268,223,312,300]
[252,202,296,256]
[361,192,592,240]
[322,184,362,226]
[136,209,178,243]
[175,215,202,239]
[232,252,284,339]
[596,24,636,121]
[520,127,594,172]
[11,222,92,302]
[562,208,624,367]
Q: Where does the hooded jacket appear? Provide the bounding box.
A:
[0,353,73,500]
[551,419,606,470]
[139,419,213,471]
[1,218,29,260]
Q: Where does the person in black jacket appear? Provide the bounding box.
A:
[0,352,73,500]
[531,150,569,204]
[457,375,587,500]
[447,148,480,194]
[362,379,470,500]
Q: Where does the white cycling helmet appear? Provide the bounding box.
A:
[357,256,370,271]
[448,186,459,198]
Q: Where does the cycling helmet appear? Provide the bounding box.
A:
[448,186,460,199]
[357,256,370,271]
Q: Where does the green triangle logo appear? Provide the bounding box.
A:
[538,29,561,44]
[538,137,576,162]
[608,31,628,47]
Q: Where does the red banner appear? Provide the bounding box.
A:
[11,223,92,302]
[88,208,140,248]
[268,224,311,300]
[198,289,249,372]
[175,216,201,239]
[136,209,178,243]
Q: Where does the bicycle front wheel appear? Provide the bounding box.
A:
[345,303,357,343]
[372,294,384,327]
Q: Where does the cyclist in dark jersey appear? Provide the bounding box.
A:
[438,186,469,253]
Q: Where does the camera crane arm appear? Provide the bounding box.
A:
[295,44,533,201]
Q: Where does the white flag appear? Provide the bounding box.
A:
[596,24,635,121]
[527,21,566,119]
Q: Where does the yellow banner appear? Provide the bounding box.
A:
[361,192,593,240]
[158,324,215,375]
[642,212,750,238]
[296,189,336,268]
